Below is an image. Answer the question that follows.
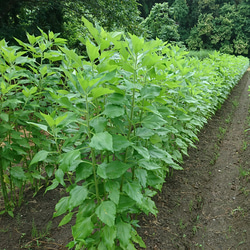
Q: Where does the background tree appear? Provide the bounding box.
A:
[141,2,180,42]
[187,1,249,56]
[0,0,141,45]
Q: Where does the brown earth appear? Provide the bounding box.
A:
[0,70,250,250]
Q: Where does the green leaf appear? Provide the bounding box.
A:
[86,38,99,62]
[132,145,150,160]
[123,181,143,204]
[135,168,147,188]
[95,201,116,227]
[40,112,54,128]
[69,185,88,210]
[30,150,49,166]
[0,113,9,122]
[90,117,107,133]
[113,134,131,151]
[102,225,117,249]
[27,122,49,133]
[140,85,161,99]
[131,229,146,248]
[97,161,131,179]
[72,217,94,240]
[75,162,93,182]
[91,87,114,99]
[45,179,59,193]
[103,104,125,118]
[59,212,74,227]
[90,132,113,152]
[54,196,70,217]
[10,167,26,181]
[142,114,166,129]
[116,221,132,248]
[138,159,161,170]
[105,180,120,204]
[55,169,65,186]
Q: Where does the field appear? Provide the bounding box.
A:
[0,20,249,249]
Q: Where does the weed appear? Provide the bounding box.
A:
[239,166,250,178]
[31,219,52,239]
[189,200,193,212]
[179,219,188,229]
[232,100,239,107]
[242,140,248,150]
[231,206,245,217]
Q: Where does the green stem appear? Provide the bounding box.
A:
[0,158,10,211]
[86,95,100,202]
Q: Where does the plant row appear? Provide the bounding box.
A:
[0,19,249,249]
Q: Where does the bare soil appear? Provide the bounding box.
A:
[0,70,250,250]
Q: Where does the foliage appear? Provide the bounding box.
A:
[0,0,141,46]
[187,2,250,56]
[0,19,249,248]
[141,2,180,42]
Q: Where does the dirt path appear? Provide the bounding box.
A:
[137,70,250,249]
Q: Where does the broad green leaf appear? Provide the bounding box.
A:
[102,225,117,249]
[69,185,88,209]
[55,169,65,186]
[72,217,94,240]
[78,200,96,218]
[132,145,150,160]
[45,165,54,178]
[90,131,113,152]
[0,113,9,122]
[142,114,166,129]
[123,181,143,204]
[137,196,158,216]
[129,34,144,54]
[45,179,59,193]
[105,180,120,204]
[135,168,147,188]
[91,87,114,99]
[140,85,161,99]
[27,122,49,133]
[138,159,161,170]
[95,201,116,227]
[90,117,107,133]
[116,221,132,248]
[10,167,26,181]
[54,196,70,217]
[75,162,93,182]
[55,113,68,126]
[97,161,131,179]
[86,39,99,62]
[103,104,125,118]
[30,150,49,166]
[131,229,146,248]
[113,134,131,151]
[136,127,154,139]
[107,93,127,105]
[59,212,74,227]
[117,195,136,213]
[40,112,54,128]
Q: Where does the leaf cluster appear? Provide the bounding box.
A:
[0,18,249,248]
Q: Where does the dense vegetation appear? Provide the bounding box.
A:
[0,0,249,56]
[0,0,249,249]
[0,18,249,248]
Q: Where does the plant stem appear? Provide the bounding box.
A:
[0,158,10,211]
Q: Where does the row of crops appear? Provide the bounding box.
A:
[0,18,249,249]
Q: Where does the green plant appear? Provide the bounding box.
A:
[0,17,249,249]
